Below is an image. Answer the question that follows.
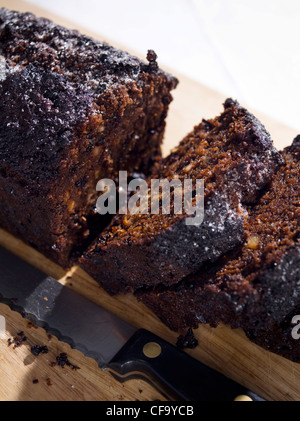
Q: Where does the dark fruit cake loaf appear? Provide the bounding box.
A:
[0,8,177,267]
[80,99,282,294]
[138,136,300,362]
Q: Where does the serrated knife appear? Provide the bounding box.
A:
[0,246,264,401]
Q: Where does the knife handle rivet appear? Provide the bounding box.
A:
[234,395,253,401]
[143,342,162,358]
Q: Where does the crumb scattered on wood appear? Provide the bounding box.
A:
[31,345,49,357]
[46,378,52,386]
[27,321,38,329]
[7,331,27,349]
[55,352,80,370]
[176,328,198,349]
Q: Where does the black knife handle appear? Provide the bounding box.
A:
[108,329,264,401]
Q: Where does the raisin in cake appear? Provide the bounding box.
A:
[80,99,282,293]
[0,8,177,267]
[138,137,300,361]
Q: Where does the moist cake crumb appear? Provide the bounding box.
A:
[80,99,282,294]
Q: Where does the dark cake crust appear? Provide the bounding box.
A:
[80,99,282,294]
[138,137,300,361]
[245,307,300,363]
[0,8,177,266]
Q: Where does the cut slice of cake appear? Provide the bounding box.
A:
[244,315,300,363]
[138,137,300,361]
[0,8,177,267]
[80,99,282,293]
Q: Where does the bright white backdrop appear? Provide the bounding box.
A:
[27,0,300,133]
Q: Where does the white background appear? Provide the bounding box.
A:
[27,0,300,133]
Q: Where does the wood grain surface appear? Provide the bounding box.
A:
[0,0,299,402]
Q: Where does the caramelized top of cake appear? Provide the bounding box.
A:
[0,8,177,187]
[0,8,173,91]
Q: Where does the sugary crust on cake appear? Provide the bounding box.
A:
[0,63,92,186]
[0,8,175,88]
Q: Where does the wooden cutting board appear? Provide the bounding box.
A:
[0,0,299,402]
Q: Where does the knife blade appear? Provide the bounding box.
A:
[0,246,264,401]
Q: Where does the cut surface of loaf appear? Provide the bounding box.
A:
[138,137,300,361]
[80,99,282,293]
[0,8,177,267]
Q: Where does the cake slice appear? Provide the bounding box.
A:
[244,316,300,363]
[138,137,300,361]
[80,99,282,293]
[0,8,177,267]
